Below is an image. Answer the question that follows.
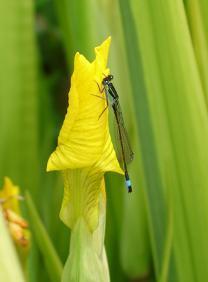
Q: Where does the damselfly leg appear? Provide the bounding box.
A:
[94,80,105,93]
[92,80,109,119]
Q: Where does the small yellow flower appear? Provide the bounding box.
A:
[0,177,29,248]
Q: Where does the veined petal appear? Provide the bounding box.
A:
[47,37,121,174]
[60,169,104,231]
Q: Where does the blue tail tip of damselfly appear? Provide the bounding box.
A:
[125,179,132,193]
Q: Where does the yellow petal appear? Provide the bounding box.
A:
[47,37,121,175]
[95,36,111,68]
[0,177,20,214]
[94,36,111,81]
[96,127,123,174]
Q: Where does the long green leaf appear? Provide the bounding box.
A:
[197,0,208,47]
[0,0,39,197]
[185,0,208,103]
[25,191,63,282]
[118,0,173,280]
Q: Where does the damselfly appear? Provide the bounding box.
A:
[101,74,134,193]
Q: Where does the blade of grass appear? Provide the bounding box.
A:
[105,175,127,282]
[0,0,39,197]
[184,0,208,104]
[25,191,63,282]
[197,0,208,45]
[120,161,151,279]
[118,0,176,280]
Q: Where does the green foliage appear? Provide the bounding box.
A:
[0,0,39,196]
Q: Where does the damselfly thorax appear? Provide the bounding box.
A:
[102,74,118,104]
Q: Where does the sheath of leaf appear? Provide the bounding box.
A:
[47,37,123,232]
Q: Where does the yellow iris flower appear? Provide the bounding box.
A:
[47,37,122,230]
[47,37,122,281]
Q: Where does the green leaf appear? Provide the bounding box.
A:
[118,0,172,280]
[185,0,208,103]
[0,0,39,197]
[25,191,63,282]
[197,0,208,46]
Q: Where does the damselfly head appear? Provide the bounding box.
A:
[102,74,114,85]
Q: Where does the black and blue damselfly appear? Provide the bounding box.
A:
[96,74,134,193]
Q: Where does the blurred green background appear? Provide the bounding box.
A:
[1,0,208,281]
